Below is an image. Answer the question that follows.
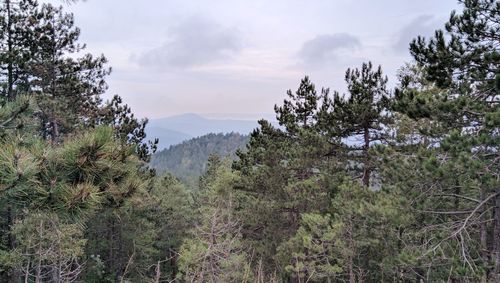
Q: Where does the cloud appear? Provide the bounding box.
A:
[393,15,442,54]
[134,16,243,70]
[298,33,361,67]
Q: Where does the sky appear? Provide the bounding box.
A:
[49,0,458,120]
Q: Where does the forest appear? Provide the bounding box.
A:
[150,133,249,189]
[0,0,498,282]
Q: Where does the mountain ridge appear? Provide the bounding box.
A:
[149,132,249,188]
[146,113,268,150]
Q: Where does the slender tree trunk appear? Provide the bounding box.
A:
[347,216,355,283]
[116,221,125,283]
[35,220,44,283]
[169,246,178,280]
[6,205,13,251]
[6,0,14,100]
[35,258,41,283]
[51,118,59,142]
[480,187,488,271]
[6,205,17,283]
[492,187,500,280]
[348,259,355,283]
[50,17,59,142]
[52,265,60,283]
[154,261,161,283]
[107,216,115,280]
[362,126,370,187]
[24,258,30,283]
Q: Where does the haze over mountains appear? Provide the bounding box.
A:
[146,113,275,150]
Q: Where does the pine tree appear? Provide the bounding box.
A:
[28,3,110,141]
[233,77,337,277]
[393,0,500,279]
[98,95,157,161]
[0,0,156,153]
[275,76,319,134]
[9,212,86,282]
[0,0,39,100]
[178,160,253,282]
[319,62,391,187]
[0,123,151,281]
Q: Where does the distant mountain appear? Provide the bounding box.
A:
[146,113,262,150]
[149,132,249,188]
[202,113,278,121]
[146,127,192,151]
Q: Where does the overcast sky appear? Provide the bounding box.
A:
[51,0,458,120]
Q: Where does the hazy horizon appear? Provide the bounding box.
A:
[51,0,457,119]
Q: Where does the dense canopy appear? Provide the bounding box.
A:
[0,0,498,282]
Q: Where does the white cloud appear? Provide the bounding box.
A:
[393,15,443,53]
[134,16,243,70]
[298,33,361,67]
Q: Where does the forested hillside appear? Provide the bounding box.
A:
[150,132,249,187]
[0,0,498,282]
[147,113,258,150]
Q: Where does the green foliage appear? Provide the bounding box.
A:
[150,132,249,188]
[0,0,39,100]
[0,97,157,282]
[178,160,253,282]
[0,0,497,282]
[277,213,343,281]
[9,212,87,282]
[275,76,320,133]
[82,172,193,282]
[318,61,391,187]
[1,126,144,216]
[98,95,158,162]
[0,0,156,153]
[388,0,500,280]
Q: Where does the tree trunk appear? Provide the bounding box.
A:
[154,261,161,283]
[24,258,30,283]
[362,126,370,187]
[492,188,500,280]
[169,246,178,280]
[51,118,59,143]
[6,0,14,100]
[480,187,488,269]
[6,205,13,251]
[348,261,355,283]
[347,216,355,283]
[52,265,60,283]
[50,17,58,142]
[35,258,41,283]
[35,220,43,283]
[107,217,115,280]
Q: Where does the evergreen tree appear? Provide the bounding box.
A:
[1,0,498,281]
[29,3,110,141]
[0,124,151,281]
[98,94,157,162]
[0,0,39,100]
[319,62,391,187]
[83,172,193,282]
[390,0,500,280]
[233,78,335,277]
[275,76,320,134]
[9,212,86,282]
[178,160,252,282]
